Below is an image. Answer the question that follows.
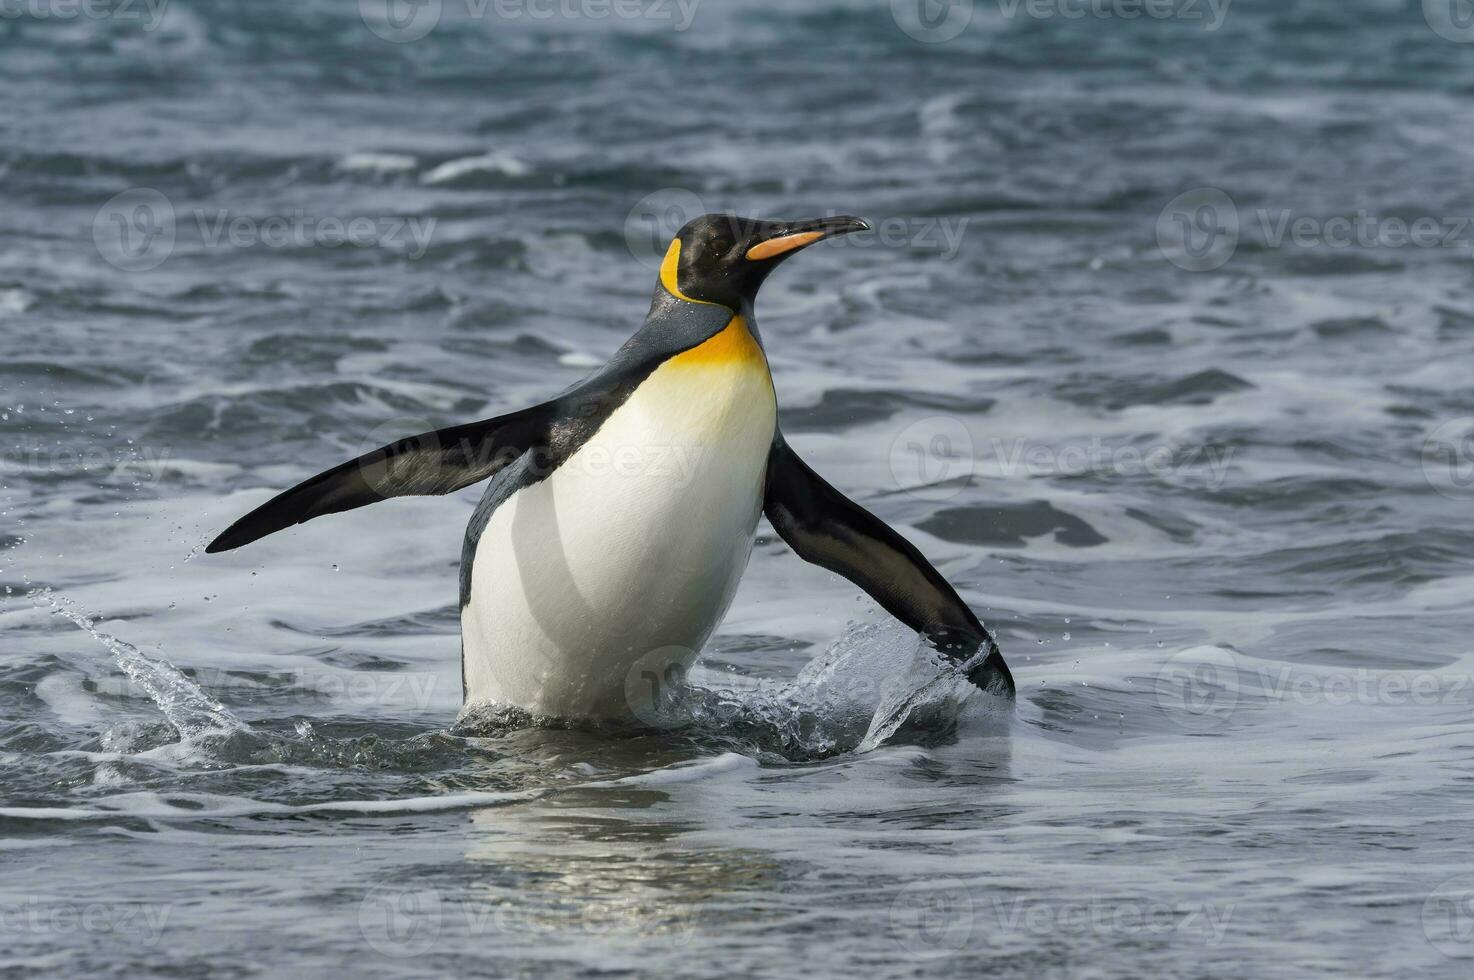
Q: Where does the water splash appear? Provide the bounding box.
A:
[456,622,1007,761]
[691,621,1003,759]
[29,588,246,740]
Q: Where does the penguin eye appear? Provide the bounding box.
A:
[695,230,737,266]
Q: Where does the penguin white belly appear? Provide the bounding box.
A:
[460,317,776,722]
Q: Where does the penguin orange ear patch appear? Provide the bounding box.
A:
[746,231,825,261]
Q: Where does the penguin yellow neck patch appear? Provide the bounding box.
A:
[660,239,721,307]
[669,315,767,370]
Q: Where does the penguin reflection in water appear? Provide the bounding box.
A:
[208,214,1014,724]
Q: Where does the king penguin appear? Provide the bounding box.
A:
[206,213,1014,723]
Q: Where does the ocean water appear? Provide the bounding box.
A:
[5,0,1474,975]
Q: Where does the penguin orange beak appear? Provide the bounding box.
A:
[745,216,871,261]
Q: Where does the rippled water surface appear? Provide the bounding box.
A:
[5,1,1474,976]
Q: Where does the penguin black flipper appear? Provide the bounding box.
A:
[206,297,734,557]
[205,402,555,554]
[762,432,1014,697]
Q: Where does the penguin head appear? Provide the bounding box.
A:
[659,213,871,309]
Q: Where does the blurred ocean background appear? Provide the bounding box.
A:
[5,0,1474,975]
